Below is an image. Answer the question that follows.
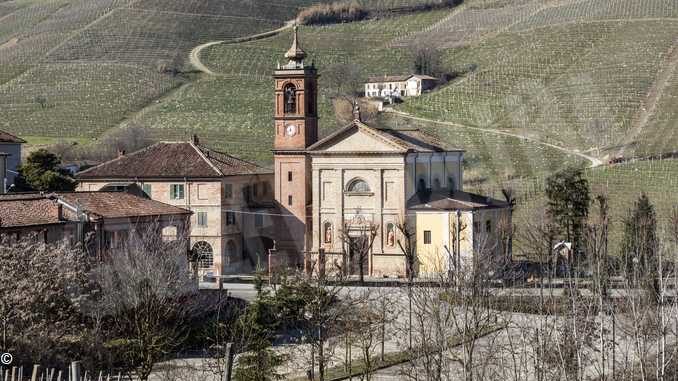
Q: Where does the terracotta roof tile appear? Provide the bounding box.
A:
[0,196,63,227]
[76,142,271,179]
[58,192,191,219]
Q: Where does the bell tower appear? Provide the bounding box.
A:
[273,26,318,252]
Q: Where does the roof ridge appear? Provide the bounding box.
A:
[199,144,268,170]
[191,142,223,176]
[0,129,26,143]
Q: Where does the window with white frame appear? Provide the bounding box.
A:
[170,184,184,200]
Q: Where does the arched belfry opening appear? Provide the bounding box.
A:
[284,83,297,114]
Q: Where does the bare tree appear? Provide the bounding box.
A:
[0,235,91,367]
[91,223,204,380]
[340,218,378,284]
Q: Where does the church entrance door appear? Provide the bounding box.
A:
[348,236,369,277]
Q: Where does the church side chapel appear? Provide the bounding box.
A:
[271,27,511,278]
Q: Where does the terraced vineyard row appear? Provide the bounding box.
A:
[398,0,678,49]
[202,11,449,78]
[401,20,678,156]
[0,63,181,137]
[0,0,329,141]
[47,8,281,65]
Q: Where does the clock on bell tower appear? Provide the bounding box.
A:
[273,25,318,150]
[272,25,318,252]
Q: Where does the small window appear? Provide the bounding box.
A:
[262,182,269,195]
[226,212,236,225]
[288,195,293,206]
[170,184,184,200]
[142,183,152,198]
[255,213,263,228]
[424,230,432,245]
[486,220,492,234]
[224,183,233,199]
[288,171,293,182]
[197,212,208,227]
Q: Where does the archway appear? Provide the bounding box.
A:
[192,241,213,270]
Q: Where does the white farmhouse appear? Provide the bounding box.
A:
[365,74,438,98]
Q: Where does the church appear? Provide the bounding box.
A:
[271,28,511,277]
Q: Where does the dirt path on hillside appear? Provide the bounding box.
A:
[189,20,295,75]
[389,110,603,168]
[0,37,18,50]
[620,38,678,157]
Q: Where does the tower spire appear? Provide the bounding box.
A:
[285,24,306,67]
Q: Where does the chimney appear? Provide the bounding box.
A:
[192,134,199,145]
[352,101,362,122]
[117,149,126,158]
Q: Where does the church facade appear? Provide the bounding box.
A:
[272,28,510,278]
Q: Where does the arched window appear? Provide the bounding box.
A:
[324,222,333,244]
[346,178,371,193]
[284,84,296,114]
[193,241,213,269]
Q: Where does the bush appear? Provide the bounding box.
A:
[298,1,368,25]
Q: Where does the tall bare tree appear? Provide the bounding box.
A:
[0,235,91,367]
[91,223,204,380]
[340,219,378,284]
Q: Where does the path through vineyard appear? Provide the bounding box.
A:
[621,38,678,157]
[388,110,604,168]
[188,19,296,76]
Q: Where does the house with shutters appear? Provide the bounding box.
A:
[75,136,275,278]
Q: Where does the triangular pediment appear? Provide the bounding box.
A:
[308,122,406,153]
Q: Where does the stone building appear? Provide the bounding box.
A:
[76,137,275,277]
[364,74,438,98]
[306,118,466,277]
[408,191,510,275]
[0,192,191,258]
[271,29,511,278]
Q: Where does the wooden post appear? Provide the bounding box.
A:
[223,342,234,381]
[31,365,40,381]
[55,370,61,381]
[10,367,16,381]
[70,362,81,381]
